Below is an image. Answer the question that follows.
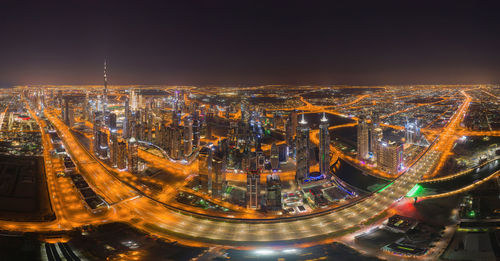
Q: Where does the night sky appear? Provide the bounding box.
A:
[1,0,500,86]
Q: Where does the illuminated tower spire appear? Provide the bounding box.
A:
[319,112,330,175]
[103,59,108,114]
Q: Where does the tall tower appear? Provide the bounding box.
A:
[183,116,193,156]
[295,113,310,183]
[357,116,370,161]
[103,60,108,115]
[319,112,330,176]
[128,137,139,174]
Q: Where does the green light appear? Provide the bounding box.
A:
[378,182,393,193]
[468,210,476,218]
[406,184,422,197]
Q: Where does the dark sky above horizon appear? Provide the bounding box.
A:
[2,0,500,86]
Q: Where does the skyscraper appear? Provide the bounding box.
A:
[211,154,226,199]
[295,114,310,183]
[183,116,193,156]
[198,147,212,193]
[127,137,139,174]
[377,139,404,175]
[270,142,279,171]
[109,112,117,132]
[319,112,330,176]
[109,132,118,167]
[246,170,261,209]
[266,174,282,211]
[192,111,200,149]
[357,116,370,161]
[117,140,127,170]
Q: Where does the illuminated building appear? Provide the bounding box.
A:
[319,112,330,175]
[295,113,310,183]
[109,112,117,132]
[266,173,281,211]
[405,118,420,145]
[183,116,193,156]
[109,131,118,167]
[246,170,261,209]
[102,60,108,114]
[211,154,226,199]
[270,142,279,171]
[98,131,109,159]
[377,139,404,174]
[205,112,214,139]
[116,140,127,170]
[357,116,370,161]
[198,147,212,193]
[192,111,200,149]
[127,137,139,174]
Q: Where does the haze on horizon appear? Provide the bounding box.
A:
[1,0,500,87]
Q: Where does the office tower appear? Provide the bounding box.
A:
[93,119,100,155]
[319,112,330,176]
[377,139,404,174]
[241,98,250,122]
[155,122,163,147]
[270,142,279,171]
[198,147,212,193]
[246,170,261,209]
[130,89,138,111]
[117,140,127,170]
[295,114,310,183]
[211,154,226,199]
[357,116,370,161]
[63,98,70,126]
[127,137,139,174]
[110,132,118,167]
[98,131,109,159]
[169,126,183,160]
[266,174,282,211]
[290,110,298,137]
[192,111,200,149]
[109,112,117,132]
[206,112,214,139]
[370,126,383,161]
[405,118,420,145]
[278,143,289,163]
[183,117,193,156]
[147,113,153,142]
[124,98,130,138]
[68,106,74,127]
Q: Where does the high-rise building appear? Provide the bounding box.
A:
[405,118,420,145]
[110,132,118,167]
[266,174,282,211]
[290,110,298,137]
[192,111,200,149]
[98,131,109,159]
[127,137,139,174]
[117,140,127,170]
[109,112,117,132]
[198,147,212,193]
[246,170,261,209]
[377,139,404,174]
[205,112,214,139]
[295,114,310,183]
[357,116,370,161]
[319,112,330,176]
[211,154,226,199]
[270,142,279,171]
[183,117,193,156]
